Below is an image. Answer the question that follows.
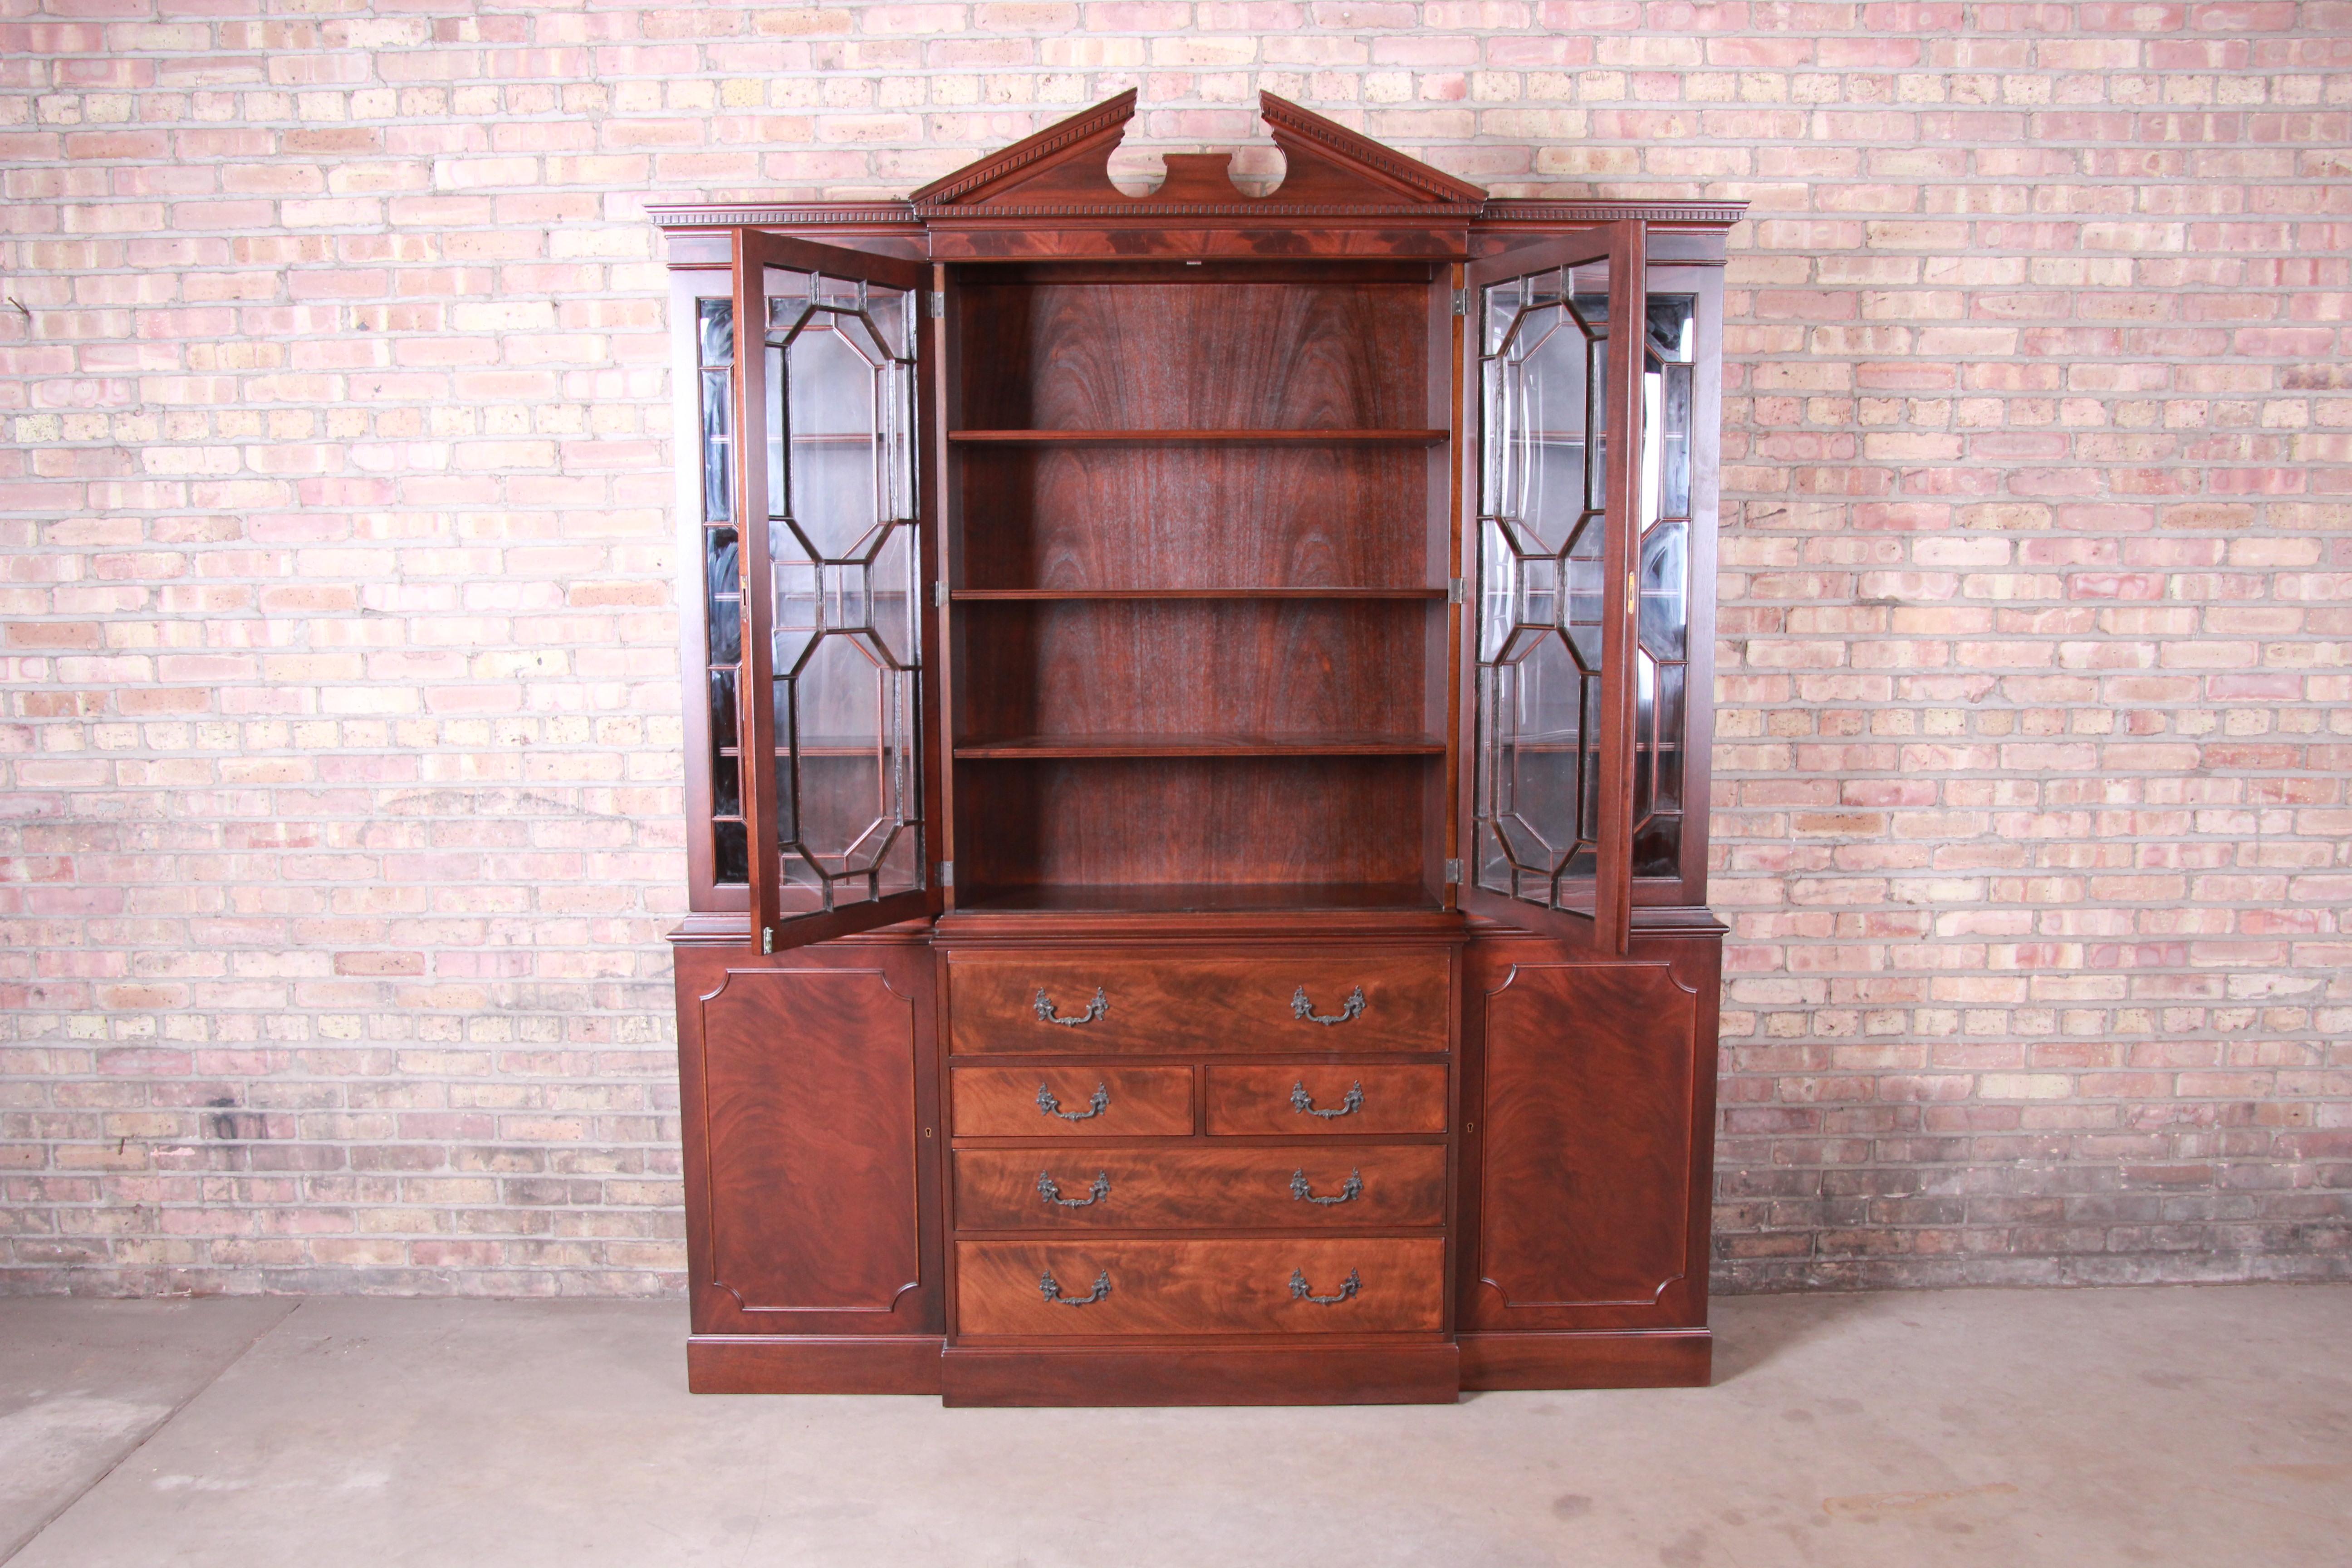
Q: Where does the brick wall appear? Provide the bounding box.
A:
[2,0,2347,1297]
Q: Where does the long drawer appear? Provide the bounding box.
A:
[946,950,1450,1056]
[955,1144,1447,1230]
[956,1238,1445,1336]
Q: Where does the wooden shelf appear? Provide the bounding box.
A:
[952,881,1440,915]
[955,734,1446,760]
[952,587,1446,601]
[948,428,1449,446]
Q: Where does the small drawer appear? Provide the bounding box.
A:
[955,1238,1445,1336]
[1205,1064,1447,1136]
[951,1066,1192,1138]
[946,949,1450,1057]
[954,1144,1448,1230]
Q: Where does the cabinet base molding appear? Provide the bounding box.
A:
[1458,1329,1711,1391]
[687,1335,945,1396]
[940,1343,1460,1407]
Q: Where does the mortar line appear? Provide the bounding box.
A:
[0,1298,307,1567]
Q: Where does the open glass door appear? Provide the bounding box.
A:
[731,230,940,953]
[1461,222,1646,954]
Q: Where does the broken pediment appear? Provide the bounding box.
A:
[908,90,1486,214]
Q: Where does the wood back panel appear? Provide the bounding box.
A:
[1205,1063,1449,1135]
[955,599,1436,743]
[955,1237,1445,1335]
[957,279,1430,430]
[950,1065,1193,1137]
[955,1144,1448,1230]
[957,445,1434,591]
[946,949,1450,1056]
[952,755,1435,894]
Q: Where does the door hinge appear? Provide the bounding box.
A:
[760,925,774,954]
[1445,858,1463,884]
[1452,287,1468,317]
[929,290,945,318]
[933,581,949,608]
[1447,576,1468,605]
[938,859,954,888]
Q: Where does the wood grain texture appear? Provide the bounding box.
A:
[1457,1329,1710,1391]
[698,966,923,1314]
[954,598,1438,746]
[950,1065,1193,1137]
[957,444,1435,592]
[1470,959,1697,1318]
[954,1237,1446,1335]
[954,1143,1448,1230]
[952,755,1435,895]
[957,279,1429,430]
[687,1335,944,1395]
[1205,1063,1448,1135]
[946,948,1450,1057]
[940,1342,1458,1406]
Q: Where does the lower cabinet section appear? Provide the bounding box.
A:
[954,1238,1448,1336]
[674,923,1722,1403]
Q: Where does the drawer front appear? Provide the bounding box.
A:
[1206,1063,1447,1136]
[955,1144,1448,1230]
[951,1067,1193,1138]
[947,951,1450,1057]
[955,1238,1445,1336]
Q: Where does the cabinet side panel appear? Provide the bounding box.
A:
[1466,949,1700,1328]
[700,965,926,1318]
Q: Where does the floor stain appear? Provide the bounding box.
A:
[1822,1482,2018,1521]
[2234,1463,2352,1484]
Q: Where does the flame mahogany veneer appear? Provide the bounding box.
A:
[663,93,1735,1405]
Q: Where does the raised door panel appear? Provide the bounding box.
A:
[698,965,925,1321]
[1467,956,1700,1329]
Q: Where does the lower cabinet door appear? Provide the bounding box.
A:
[956,1238,1445,1336]
[689,960,930,1329]
[956,1144,1447,1230]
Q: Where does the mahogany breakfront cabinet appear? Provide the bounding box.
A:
[653,92,1740,1406]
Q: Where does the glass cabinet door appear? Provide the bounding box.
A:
[730,231,938,953]
[1464,223,1647,953]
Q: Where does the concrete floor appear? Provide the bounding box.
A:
[0,1287,2345,1567]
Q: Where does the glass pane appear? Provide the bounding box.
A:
[1632,292,1695,880]
[700,369,732,524]
[705,526,740,665]
[699,297,734,366]
[1475,257,1611,917]
[697,296,743,884]
[714,819,749,884]
[764,265,924,918]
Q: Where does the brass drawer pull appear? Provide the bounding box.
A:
[1289,1080,1363,1119]
[1289,1267,1361,1306]
[1037,1170,1111,1208]
[1036,1082,1111,1121]
[1290,1168,1363,1206]
[1034,986,1107,1027]
[1039,1268,1112,1307]
[1292,985,1366,1026]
